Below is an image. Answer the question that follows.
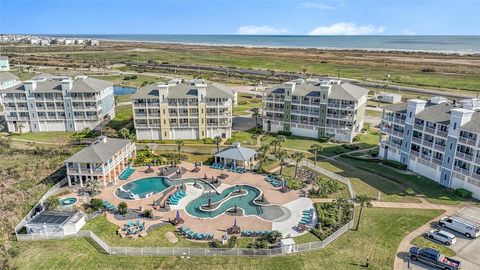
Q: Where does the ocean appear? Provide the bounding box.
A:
[52,34,480,54]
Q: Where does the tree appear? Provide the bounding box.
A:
[102,126,118,137]
[118,128,130,139]
[255,144,271,170]
[310,144,324,166]
[214,136,222,153]
[0,123,4,132]
[44,196,59,210]
[271,135,286,154]
[17,123,25,133]
[90,198,103,211]
[291,152,305,179]
[176,140,184,154]
[118,202,128,215]
[275,149,289,175]
[251,108,261,133]
[355,195,372,231]
[264,230,282,244]
[84,179,102,196]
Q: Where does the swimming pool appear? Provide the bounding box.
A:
[185,185,288,220]
[115,177,171,200]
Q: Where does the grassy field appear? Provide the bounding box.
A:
[225,129,258,146]
[336,157,465,205]
[13,208,443,270]
[16,42,480,92]
[314,159,420,203]
[107,104,133,131]
[10,131,77,144]
[83,216,208,248]
[233,94,263,116]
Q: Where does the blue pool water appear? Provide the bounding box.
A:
[59,197,77,207]
[116,177,170,200]
[113,86,137,96]
[185,185,265,218]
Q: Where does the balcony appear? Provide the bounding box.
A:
[135,123,148,128]
[328,103,354,109]
[392,130,404,138]
[453,166,471,176]
[423,140,434,148]
[434,144,445,152]
[147,103,160,107]
[456,152,474,162]
[383,115,394,122]
[135,114,147,118]
[411,150,420,157]
[133,103,147,107]
[472,173,480,180]
[326,113,352,120]
[436,130,448,138]
[421,154,432,161]
[412,137,422,144]
[414,124,424,131]
[432,158,443,165]
[459,136,477,147]
[264,107,284,112]
[394,118,406,125]
[424,127,436,134]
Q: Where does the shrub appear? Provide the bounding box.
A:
[370,149,379,157]
[44,196,59,210]
[118,202,128,215]
[202,138,215,144]
[143,209,153,218]
[382,159,407,170]
[277,130,292,136]
[250,240,269,249]
[421,67,436,72]
[227,236,237,248]
[318,137,330,143]
[90,198,103,211]
[455,188,472,198]
[209,240,222,248]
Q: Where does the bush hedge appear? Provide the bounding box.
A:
[277,130,292,136]
[340,154,382,163]
[455,188,472,198]
[382,159,407,170]
[318,137,330,143]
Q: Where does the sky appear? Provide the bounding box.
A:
[0,0,479,35]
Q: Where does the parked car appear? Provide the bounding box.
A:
[439,216,480,238]
[426,229,456,246]
[409,246,461,270]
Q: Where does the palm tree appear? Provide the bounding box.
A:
[310,144,324,166]
[214,136,222,153]
[255,144,270,170]
[271,135,286,154]
[84,179,102,195]
[118,128,130,139]
[291,152,305,179]
[355,195,372,231]
[251,108,261,133]
[275,149,289,175]
[17,123,25,133]
[176,140,184,154]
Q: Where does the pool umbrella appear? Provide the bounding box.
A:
[176,210,180,220]
[233,218,237,227]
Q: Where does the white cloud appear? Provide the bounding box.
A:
[236,25,289,35]
[309,22,385,35]
[301,2,335,10]
[401,29,416,35]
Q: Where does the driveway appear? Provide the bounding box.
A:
[402,206,480,270]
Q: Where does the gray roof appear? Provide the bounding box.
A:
[132,82,233,99]
[1,75,112,94]
[460,111,480,133]
[0,71,19,83]
[384,103,408,113]
[266,82,368,101]
[65,137,131,163]
[214,145,257,161]
[415,103,454,125]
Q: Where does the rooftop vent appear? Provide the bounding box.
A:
[430,96,449,105]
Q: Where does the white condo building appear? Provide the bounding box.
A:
[262,79,369,142]
[0,74,115,133]
[380,97,480,199]
[132,79,234,140]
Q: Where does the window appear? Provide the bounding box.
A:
[453,123,457,130]
[450,143,453,150]
[447,157,450,164]
[444,174,447,181]
[409,112,412,118]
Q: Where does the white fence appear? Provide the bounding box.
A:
[17,218,354,257]
[14,177,68,237]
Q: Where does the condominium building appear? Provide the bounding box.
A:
[379,97,480,199]
[65,136,136,187]
[0,74,115,133]
[132,79,233,140]
[262,79,369,142]
[0,56,20,105]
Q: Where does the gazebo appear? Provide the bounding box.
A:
[214,143,257,169]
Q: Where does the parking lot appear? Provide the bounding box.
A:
[404,206,480,270]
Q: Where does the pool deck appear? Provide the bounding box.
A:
[66,162,314,240]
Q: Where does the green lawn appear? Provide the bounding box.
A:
[83,215,207,248]
[314,159,420,203]
[11,131,76,143]
[411,235,456,257]
[14,208,443,270]
[365,109,383,118]
[108,105,133,130]
[336,157,465,205]
[225,129,258,146]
